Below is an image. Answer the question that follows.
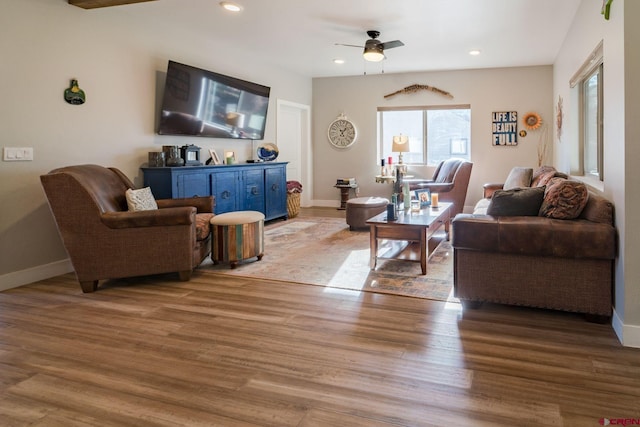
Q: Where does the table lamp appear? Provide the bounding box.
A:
[392,134,410,164]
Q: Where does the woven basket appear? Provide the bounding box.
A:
[287,192,301,218]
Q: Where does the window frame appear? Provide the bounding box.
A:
[377,104,471,166]
[570,40,604,182]
[579,63,604,181]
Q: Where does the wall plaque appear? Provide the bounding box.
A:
[492,111,518,146]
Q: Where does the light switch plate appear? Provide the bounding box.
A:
[3,147,33,161]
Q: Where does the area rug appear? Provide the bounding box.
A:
[202,216,456,302]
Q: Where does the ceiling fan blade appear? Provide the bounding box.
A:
[335,43,365,48]
[380,40,404,50]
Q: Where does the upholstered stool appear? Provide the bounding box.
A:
[210,211,265,268]
[346,197,389,230]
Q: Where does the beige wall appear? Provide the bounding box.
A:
[0,0,311,286]
[554,0,639,346]
[311,66,553,210]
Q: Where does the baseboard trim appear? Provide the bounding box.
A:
[0,259,73,292]
[612,307,640,348]
[311,199,341,208]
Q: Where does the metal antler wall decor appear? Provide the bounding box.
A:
[384,84,453,100]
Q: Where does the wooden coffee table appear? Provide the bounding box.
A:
[366,203,451,275]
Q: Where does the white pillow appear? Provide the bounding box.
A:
[126,187,158,211]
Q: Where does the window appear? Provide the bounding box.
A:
[570,41,603,181]
[378,106,471,166]
[582,64,603,180]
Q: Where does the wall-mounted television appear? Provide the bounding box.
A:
[157,60,271,140]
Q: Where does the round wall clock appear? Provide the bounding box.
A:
[327,114,357,148]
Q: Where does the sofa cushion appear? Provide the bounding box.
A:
[503,167,533,190]
[486,187,545,217]
[539,179,589,220]
[126,187,158,211]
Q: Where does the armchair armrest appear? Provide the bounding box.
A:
[100,207,196,229]
[156,196,214,213]
[483,183,504,199]
[409,182,454,193]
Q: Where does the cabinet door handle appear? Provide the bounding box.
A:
[251,186,259,195]
[222,190,231,199]
[271,184,278,191]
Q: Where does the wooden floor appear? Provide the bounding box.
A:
[1,208,638,426]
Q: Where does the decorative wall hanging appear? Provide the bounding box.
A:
[556,96,564,141]
[523,112,542,131]
[492,111,518,146]
[602,0,613,20]
[384,84,453,100]
[64,79,85,105]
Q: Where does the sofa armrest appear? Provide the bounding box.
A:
[483,183,504,199]
[156,196,214,213]
[100,207,196,229]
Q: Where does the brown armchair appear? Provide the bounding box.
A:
[406,159,473,217]
[40,164,214,293]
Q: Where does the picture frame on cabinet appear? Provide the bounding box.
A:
[208,149,221,165]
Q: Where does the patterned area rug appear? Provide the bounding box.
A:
[202,216,456,302]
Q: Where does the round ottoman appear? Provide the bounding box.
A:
[346,197,389,230]
[210,211,265,268]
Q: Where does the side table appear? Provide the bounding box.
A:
[334,184,358,210]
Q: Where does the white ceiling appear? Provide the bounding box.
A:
[94,0,582,78]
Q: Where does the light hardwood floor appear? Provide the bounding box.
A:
[1,208,638,426]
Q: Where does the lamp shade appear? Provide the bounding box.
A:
[226,112,245,128]
[392,134,410,153]
[363,45,384,62]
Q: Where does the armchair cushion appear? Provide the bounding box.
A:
[126,187,158,211]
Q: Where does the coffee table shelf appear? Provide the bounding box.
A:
[366,203,451,275]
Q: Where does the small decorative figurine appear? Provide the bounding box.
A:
[64,79,85,105]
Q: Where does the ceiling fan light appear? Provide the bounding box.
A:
[363,46,384,62]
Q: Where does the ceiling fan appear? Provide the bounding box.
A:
[336,30,405,62]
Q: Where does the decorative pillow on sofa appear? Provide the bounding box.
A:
[503,167,533,190]
[126,187,158,211]
[539,179,589,219]
[486,187,545,216]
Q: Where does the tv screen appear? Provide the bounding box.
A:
[158,60,270,140]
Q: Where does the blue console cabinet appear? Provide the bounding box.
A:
[142,162,288,221]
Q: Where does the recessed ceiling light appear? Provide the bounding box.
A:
[220,1,242,12]
[469,50,481,56]
[333,59,345,64]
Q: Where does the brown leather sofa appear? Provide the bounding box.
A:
[41,164,214,293]
[405,159,473,217]
[451,168,616,321]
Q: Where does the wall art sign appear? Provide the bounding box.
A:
[492,111,517,146]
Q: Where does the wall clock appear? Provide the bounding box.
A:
[327,114,357,148]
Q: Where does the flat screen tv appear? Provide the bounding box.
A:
[158,60,270,140]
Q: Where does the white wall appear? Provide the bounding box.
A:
[312,66,553,209]
[0,0,311,286]
[554,0,639,346]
